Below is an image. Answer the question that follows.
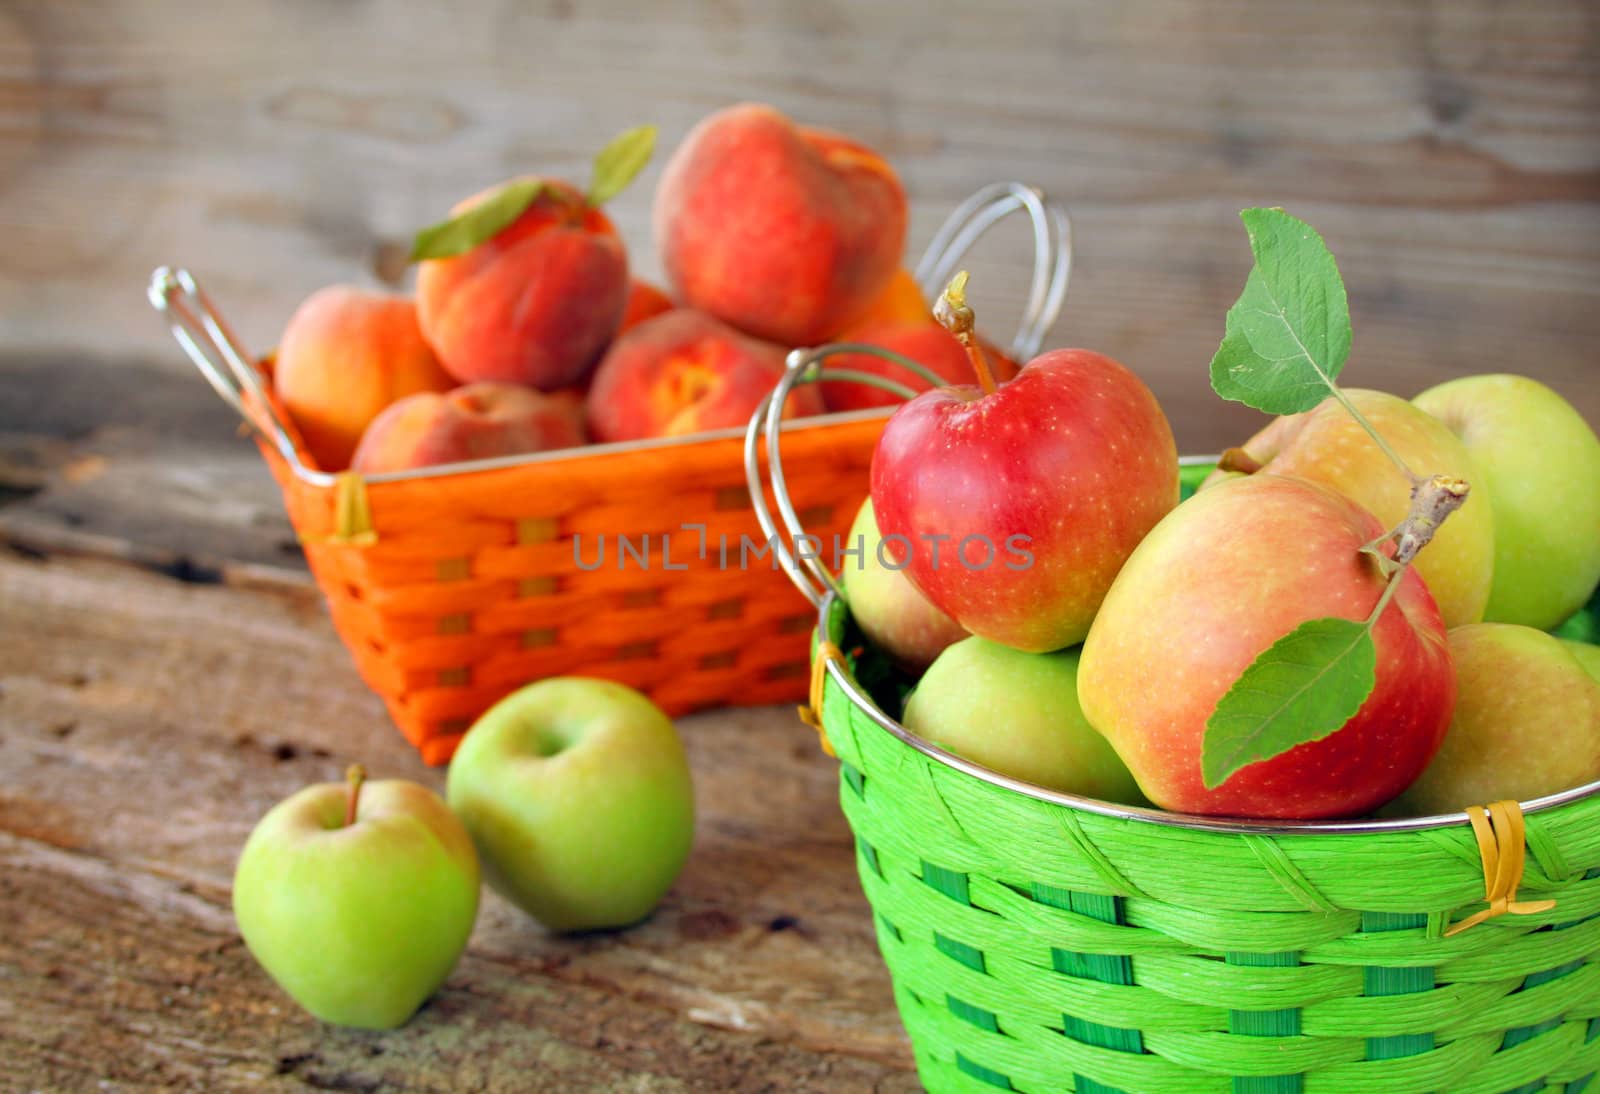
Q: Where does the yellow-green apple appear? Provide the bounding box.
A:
[1564,639,1600,683]
[1203,389,1493,628]
[232,767,479,1029]
[1414,374,1600,630]
[841,497,967,673]
[870,348,1178,652]
[1078,474,1455,819]
[905,638,1141,801]
[1395,624,1600,815]
[446,678,694,932]
[654,103,907,345]
[352,383,587,473]
[586,309,822,441]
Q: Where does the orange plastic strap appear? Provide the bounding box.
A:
[1444,799,1557,937]
[300,472,377,547]
[796,640,842,757]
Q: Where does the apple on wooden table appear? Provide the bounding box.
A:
[232,766,480,1030]
[447,677,695,933]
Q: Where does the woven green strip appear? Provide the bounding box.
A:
[1227,950,1304,1094]
[1361,911,1435,1062]
[1035,883,1142,1094]
[1502,867,1600,1094]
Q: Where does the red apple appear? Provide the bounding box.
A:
[869,349,1178,652]
[1077,474,1456,819]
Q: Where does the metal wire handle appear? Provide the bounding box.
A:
[747,181,1073,607]
[147,266,307,473]
[914,181,1070,362]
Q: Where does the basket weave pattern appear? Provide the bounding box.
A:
[262,411,884,764]
[815,629,1600,1091]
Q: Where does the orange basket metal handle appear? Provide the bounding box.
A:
[147,266,308,475]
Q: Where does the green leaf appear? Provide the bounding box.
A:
[1208,208,1352,415]
[587,124,657,205]
[410,178,544,262]
[1201,617,1378,789]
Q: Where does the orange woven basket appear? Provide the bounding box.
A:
[149,183,1070,764]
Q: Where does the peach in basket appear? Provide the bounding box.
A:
[352,383,587,474]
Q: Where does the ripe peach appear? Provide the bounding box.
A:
[352,383,587,474]
[416,179,627,390]
[846,268,929,331]
[273,286,454,471]
[586,309,823,443]
[654,103,907,346]
[620,279,674,334]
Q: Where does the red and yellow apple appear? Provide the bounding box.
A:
[352,383,587,473]
[417,179,628,390]
[1203,389,1493,628]
[654,103,907,346]
[841,497,967,673]
[1395,624,1600,815]
[586,309,822,442]
[1078,473,1456,819]
[273,286,454,471]
[870,348,1178,652]
[1415,374,1600,630]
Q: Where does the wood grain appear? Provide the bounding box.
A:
[2,0,1597,455]
[0,547,916,1091]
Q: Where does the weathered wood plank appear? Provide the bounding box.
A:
[2,0,1597,417]
[0,548,915,1090]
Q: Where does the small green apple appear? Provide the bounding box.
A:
[232,766,480,1030]
[447,677,694,932]
[1395,624,1600,816]
[1414,374,1600,630]
[842,497,967,672]
[903,637,1141,802]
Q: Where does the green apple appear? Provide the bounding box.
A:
[1414,374,1600,630]
[1563,639,1600,683]
[232,766,480,1030]
[903,637,1141,802]
[1203,388,1494,627]
[447,677,694,932]
[842,497,967,672]
[1395,624,1600,816]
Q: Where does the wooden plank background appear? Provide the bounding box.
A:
[3,0,1597,441]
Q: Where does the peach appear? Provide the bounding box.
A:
[845,268,929,331]
[416,179,627,390]
[351,383,586,474]
[620,279,674,333]
[821,322,975,412]
[273,286,454,471]
[586,309,823,443]
[654,103,907,347]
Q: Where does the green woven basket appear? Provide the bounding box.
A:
[745,356,1600,1094]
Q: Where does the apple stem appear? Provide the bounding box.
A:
[1217,446,1265,475]
[1327,386,1426,488]
[933,270,998,395]
[344,764,367,828]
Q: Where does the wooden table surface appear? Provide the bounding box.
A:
[3,1,1598,1090]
